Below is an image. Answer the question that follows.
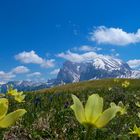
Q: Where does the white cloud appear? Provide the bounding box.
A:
[127,59,140,68]
[27,72,41,77]
[50,69,60,75]
[11,66,30,74]
[15,50,43,64]
[41,59,55,68]
[0,71,15,81]
[74,45,102,52]
[90,26,140,46]
[15,50,55,68]
[0,66,30,82]
[57,51,102,62]
[57,51,84,62]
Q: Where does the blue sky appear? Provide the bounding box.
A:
[0,0,140,82]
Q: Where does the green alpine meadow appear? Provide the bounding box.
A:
[1,79,140,139]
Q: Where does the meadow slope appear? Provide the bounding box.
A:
[1,78,140,140]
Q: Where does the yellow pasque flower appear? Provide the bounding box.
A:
[7,85,18,96]
[117,101,128,115]
[7,86,25,103]
[130,125,140,137]
[135,101,140,108]
[114,78,119,83]
[122,80,130,88]
[71,94,122,128]
[14,91,25,103]
[108,87,112,91]
[0,98,26,128]
[110,101,127,115]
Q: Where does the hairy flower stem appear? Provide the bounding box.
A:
[84,126,92,140]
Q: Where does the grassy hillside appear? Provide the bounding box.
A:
[1,78,140,140]
[38,78,140,94]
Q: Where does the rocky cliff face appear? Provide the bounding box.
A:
[56,56,136,84]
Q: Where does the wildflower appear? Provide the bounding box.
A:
[14,91,25,103]
[135,101,140,108]
[122,80,130,88]
[7,86,25,103]
[71,94,122,128]
[108,87,112,91]
[114,78,119,83]
[111,101,128,115]
[7,85,18,96]
[129,125,140,137]
[0,98,26,128]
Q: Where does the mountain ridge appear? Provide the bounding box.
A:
[56,55,139,84]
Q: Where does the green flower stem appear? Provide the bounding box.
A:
[84,126,92,140]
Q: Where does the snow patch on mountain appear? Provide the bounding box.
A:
[131,70,140,78]
[56,55,135,84]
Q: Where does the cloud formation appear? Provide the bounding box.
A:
[40,59,55,68]
[27,72,41,77]
[90,26,140,46]
[15,50,43,64]
[127,59,140,69]
[73,45,102,52]
[11,66,30,74]
[57,51,102,63]
[0,66,30,82]
[15,50,55,68]
[0,71,15,82]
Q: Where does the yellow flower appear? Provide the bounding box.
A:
[71,94,121,128]
[0,98,26,128]
[135,101,140,108]
[108,87,112,91]
[122,80,130,88]
[114,78,119,83]
[7,86,25,103]
[14,91,25,103]
[7,85,18,96]
[130,125,140,137]
[117,101,128,115]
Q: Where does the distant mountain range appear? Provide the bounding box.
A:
[0,79,55,93]
[1,55,140,92]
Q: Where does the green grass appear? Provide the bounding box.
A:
[1,78,140,140]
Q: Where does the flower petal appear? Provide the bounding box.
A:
[95,106,119,128]
[0,98,8,120]
[85,94,103,124]
[0,109,26,128]
[71,94,86,124]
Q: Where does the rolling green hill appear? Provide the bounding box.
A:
[1,78,140,140]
